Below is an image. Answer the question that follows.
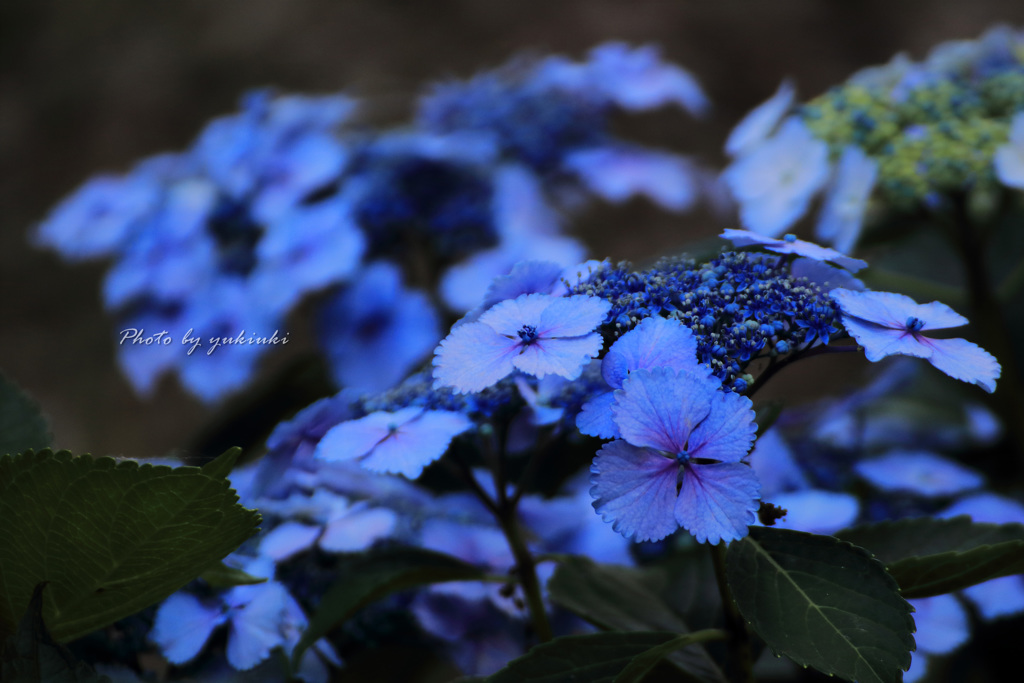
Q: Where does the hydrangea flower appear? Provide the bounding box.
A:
[314,406,473,478]
[830,288,1001,392]
[720,228,868,271]
[433,293,611,393]
[854,450,985,497]
[902,594,971,683]
[590,366,760,543]
[768,489,860,535]
[316,261,440,393]
[725,79,795,157]
[814,145,878,254]
[577,316,699,439]
[722,117,830,237]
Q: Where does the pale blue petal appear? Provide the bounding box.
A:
[586,43,709,116]
[924,337,1001,394]
[590,440,680,542]
[537,295,612,338]
[838,315,932,362]
[576,390,619,439]
[676,462,760,544]
[432,320,520,393]
[790,258,865,292]
[359,410,473,478]
[314,407,422,463]
[688,389,757,464]
[830,289,968,331]
[994,112,1024,189]
[854,450,985,497]
[747,428,808,496]
[477,293,554,336]
[908,594,969,655]
[150,592,226,665]
[602,316,699,388]
[721,229,867,271]
[482,261,564,309]
[319,506,398,552]
[259,521,321,561]
[939,492,1024,524]
[725,79,795,157]
[962,576,1024,620]
[614,367,716,453]
[815,145,878,254]
[226,583,290,670]
[513,334,604,380]
[769,490,859,535]
[564,146,698,211]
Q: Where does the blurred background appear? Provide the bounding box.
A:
[4,0,1024,459]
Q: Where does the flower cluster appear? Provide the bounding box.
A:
[723,24,1024,251]
[34,44,709,402]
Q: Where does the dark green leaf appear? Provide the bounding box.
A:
[614,631,726,683]
[837,516,1024,598]
[485,632,684,683]
[0,374,50,457]
[0,450,261,642]
[726,526,914,683]
[199,561,267,589]
[548,555,725,683]
[291,547,486,669]
[200,446,241,480]
[0,584,112,683]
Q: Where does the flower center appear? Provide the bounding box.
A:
[905,316,925,333]
[517,325,539,344]
[783,233,797,243]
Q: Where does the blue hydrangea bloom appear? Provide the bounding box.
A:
[854,450,985,497]
[768,489,860,535]
[721,229,867,271]
[722,116,830,237]
[433,293,610,393]
[725,79,795,157]
[814,145,878,253]
[577,316,699,439]
[314,406,473,478]
[316,261,440,393]
[590,366,759,543]
[830,288,1001,392]
[562,146,699,211]
[903,594,970,683]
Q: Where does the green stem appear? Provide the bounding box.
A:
[710,543,754,683]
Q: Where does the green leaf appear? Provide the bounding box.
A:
[0,374,51,457]
[836,516,1024,598]
[291,547,486,669]
[726,526,914,683]
[613,631,727,683]
[200,446,241,480]
[0,584,112,683]
[547,556,725,683]
[485,632,688,683]
[0,450,261,642]
[199,561,267,589]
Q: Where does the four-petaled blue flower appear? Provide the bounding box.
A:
[830,289,1001,393]
[433,293,611,393]
[590,365,760,544]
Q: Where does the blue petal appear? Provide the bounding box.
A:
[768,490,859,535]
[725,79,795,157]
[830,289,968,331]
[537,295,612,338]
[613,367,718,454]
[259,521,322,561]
[676,462,760,544]
[563,146,698,211]
[590,440,680,542]
[923,337,1001,394]
[512,334,604,380]
[576,390,620,439]
[688,388,757,464]
[962,575,1024,621]
[226,583,290,670]
[359,410,474,478]
[601,316,699,388]
[747,428,808,496]
[432,320,520,393]
[854,450,985,497]
[315,407,423,463]
[319,506,398,552]
[150,592,226,665]
[908,594,969,656]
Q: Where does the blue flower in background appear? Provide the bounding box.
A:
[830,288,1001,392]
[854,450,985,497]
[994,111,1024,189]
[725,79,795,157]
[314,406,473,478]
[722,116,830,237]
[814,145,878,254]
[317,261,440,393]
[433,293,610,393]
[590,366,760,543]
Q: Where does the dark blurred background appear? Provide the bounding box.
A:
[4,0,1024,459]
